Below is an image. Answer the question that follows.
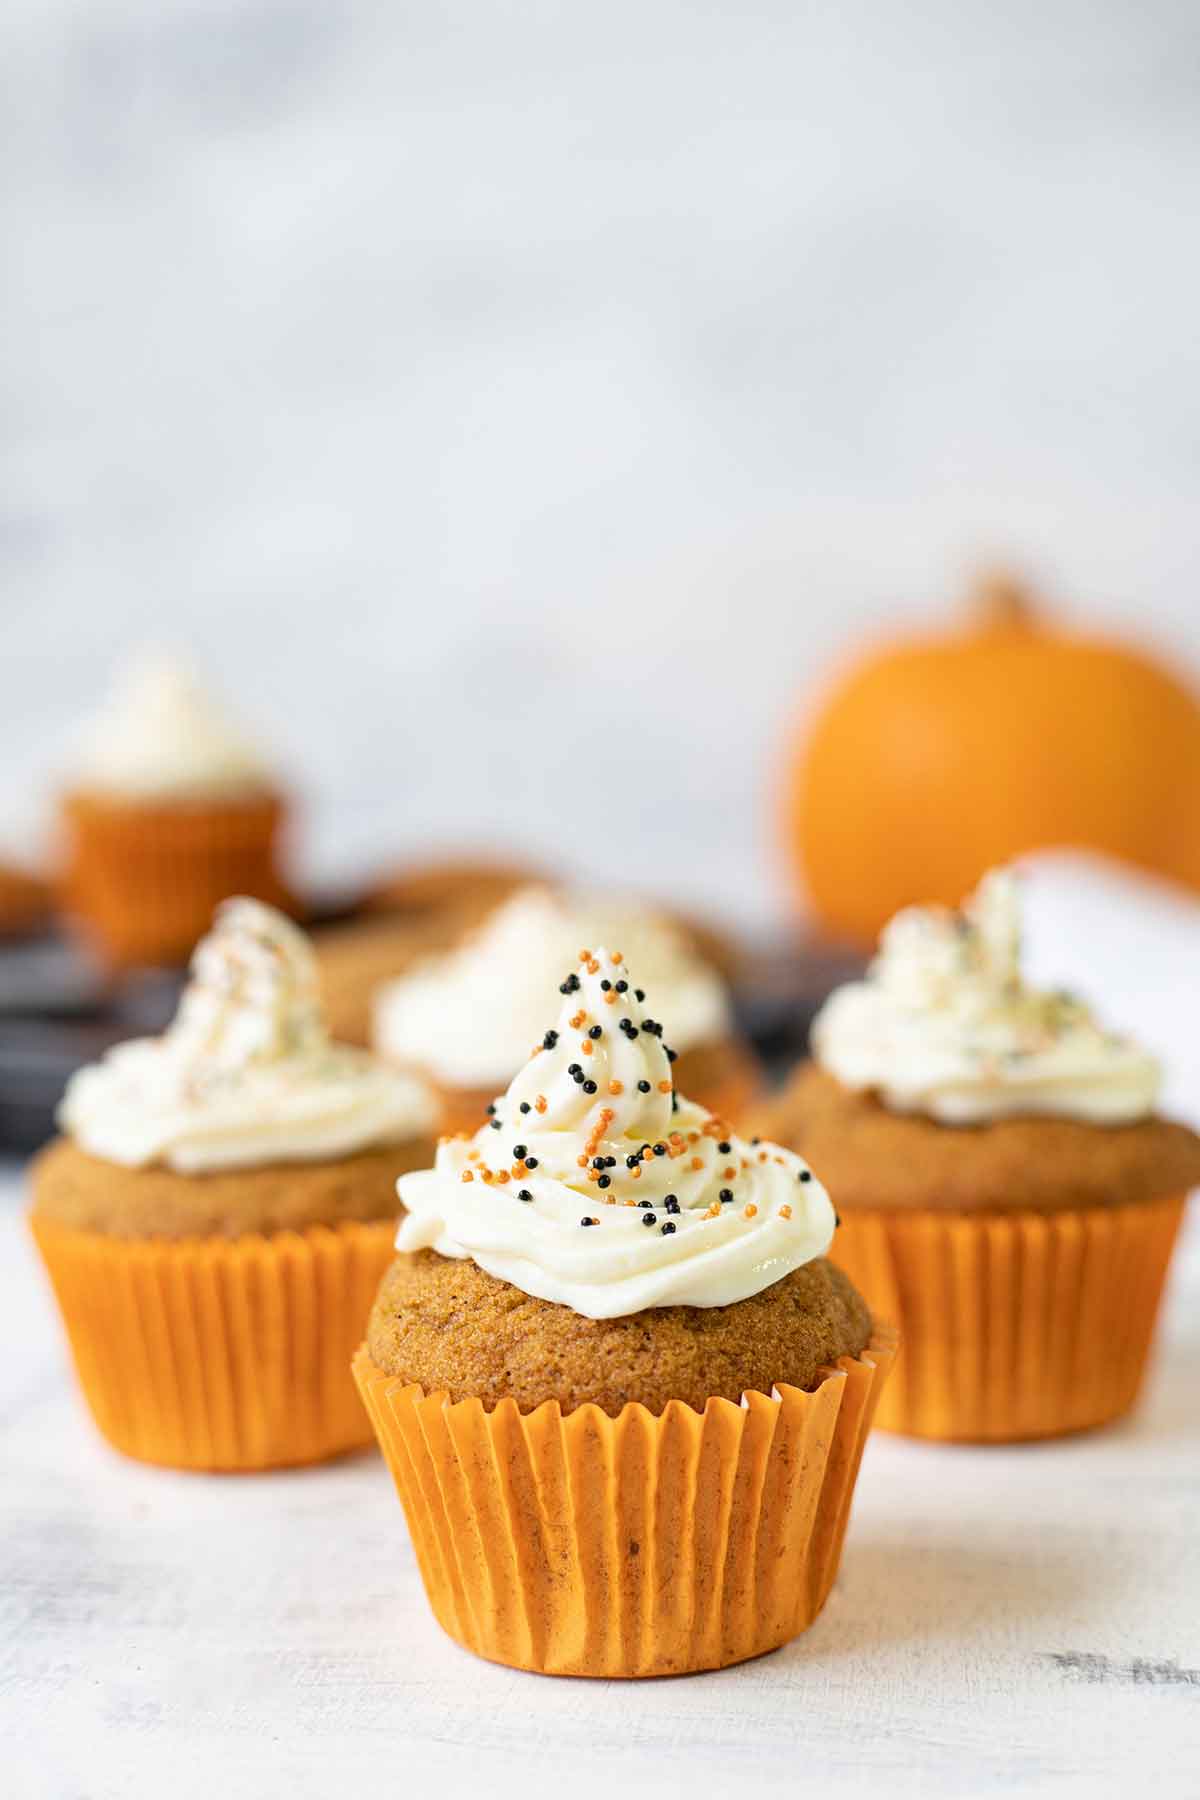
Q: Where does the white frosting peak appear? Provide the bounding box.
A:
[74,654,273,800]
[814,869,1160,1125]
[373,887,732,1089]
[396,945,834,1319]
[59,899,436,1172]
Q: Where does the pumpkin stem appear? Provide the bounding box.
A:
[971,569,1036,630]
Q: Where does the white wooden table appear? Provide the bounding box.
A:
[4,1169,1198,1800]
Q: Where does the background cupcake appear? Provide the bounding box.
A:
[355,941,894,1678]
[30,897,437,1470]
[370,884,760,1131]
[756,869,1200,1442]
[60,653,291,968]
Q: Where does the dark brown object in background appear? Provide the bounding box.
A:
[0,860,51,938]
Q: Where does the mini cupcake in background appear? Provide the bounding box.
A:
[60,653,291,968]
[355,942,894,1678]
[755,869,1200,1443]
[30,899,438,1471]
[371,885,761,1130]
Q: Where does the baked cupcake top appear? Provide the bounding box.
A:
[374,886,732,1090]
[59,898,437,1172]
[397,944,834,1319]
[813,869,1159,1126]
[71,653,274,802]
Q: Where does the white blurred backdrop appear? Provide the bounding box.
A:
[4,0,1199,926]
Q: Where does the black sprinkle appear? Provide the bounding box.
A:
[660,1221,676,1235]
[600,979,612,991]
[517,1189,533,1202]
[568,1062,582,1076]
[834,1211,842,1228]
[664,1195,680,1214]
[560,973,580,994]
[641,1212,657,1227]
[626,1155,640,1169]
[615,979,628,993]
[719,1189,733,1203]
[635,988,645,1001]
[751,1137,761,1146]
[598,1175,611,1190]
[519,1102,531,1114]
[543,1030,559,1049]
[798,1169,812,1182]
[671,1092,679,1112]
[588,1025,602,1039]
[580,1216,598,1227]
[490,1119,502,1130]
[582,1079,597,1094]
[665,1047,677,1063]
[638,1198,652,1208]
[525,1156,539,1169]
[653,1142,667,1156]
[637,1080,651,1093]
[718,1141,731,1155]
[486,1103,496,1115]
[512,1144,528,1160]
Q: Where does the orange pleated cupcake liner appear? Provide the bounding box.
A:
[352,1326,896,1677]
[30,1213,396,1471]
[830,1195,1184,1442]
[60,789,291,968]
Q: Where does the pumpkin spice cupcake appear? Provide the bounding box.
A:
[30,898,437,1471]
[354,942,894,1678]
[755,869,1200,1442]
[371,884,761,1130]
[59,653,292,968]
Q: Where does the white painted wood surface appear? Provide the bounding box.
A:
[4,1173,1198,1800]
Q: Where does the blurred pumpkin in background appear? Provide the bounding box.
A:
[788,571,1200,945]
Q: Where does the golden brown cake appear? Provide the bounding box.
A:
[29,899,438,1471]
[353,938,894,1678]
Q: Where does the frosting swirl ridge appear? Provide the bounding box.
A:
[813,868,1160,1125]
[60,899,436,1172]
[396,945,834,1318]
[74,654,273,801]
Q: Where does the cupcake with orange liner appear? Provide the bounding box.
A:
[30,898,438,1472]
[354,942,894,1679]
[755,869,1200,1444]
[371,885,761,1131]
[59,653,291,968]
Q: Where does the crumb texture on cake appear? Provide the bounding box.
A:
[30,1136,433,1241]
[755,1064,1200,1213]
[366,1248,872,1415]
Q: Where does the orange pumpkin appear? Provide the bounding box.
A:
[788,572,1200,945]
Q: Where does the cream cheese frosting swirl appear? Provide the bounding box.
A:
[59,899,437,1172]
[396,944,834,1318]
[73,653,274,800]
[373,886,732,1089]
[813,869,1160,1126]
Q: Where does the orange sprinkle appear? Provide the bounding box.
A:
[605,990,618,1005]
[608,1079,624,1095]
[495,1170,510,1184]
[669,1131,684,1144]
[687,1131,699,1144]
[744,1203,758,1218]
[530,1045,543,1056]
[704,1203,720,1219]
[587,1167,600,1182]
[581,1039,593,1056]
[570,1010,586,1030]
[460,1170,474,1183]
[510,1165,525,1180]
[758,1151,768,1163]
[691,1157,703,1171]
[658,1080,672,1093]
[741,1159,750,1171]
[586,959,600,975]
[579,948,592,961]
[610,950,623,965]
[481,1169,494,1184]
[535,1096,548,1114]
[623,1197,637,1207]
[774,1155,786,1166]
[629,1164,642,1179]
[723,1166,736,1180]
[779,1204,792,1220]
[577,1154,589,1168]
[467,1149,481,1160]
